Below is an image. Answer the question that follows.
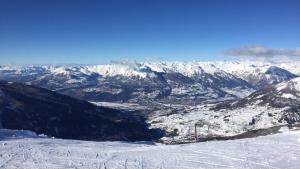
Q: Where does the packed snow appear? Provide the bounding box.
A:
[1,129,300,169]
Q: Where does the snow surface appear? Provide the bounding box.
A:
[91,102,149,111]
[149,105,288,142]
[1,129,300,169]
[84,63,150,78]
[221,87,254,98]
[281,93,297,99]
[276,77,300,92]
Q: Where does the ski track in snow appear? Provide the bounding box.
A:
[1,131,300,169]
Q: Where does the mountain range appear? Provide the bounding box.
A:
[0,61,299,105]
[1,60,300,142]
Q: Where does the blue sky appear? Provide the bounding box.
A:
[0,0,299,64]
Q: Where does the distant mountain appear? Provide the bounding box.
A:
[243,66,298,88]
[0,61,299,105]
[0,81,161,141]
[230,77,300,108]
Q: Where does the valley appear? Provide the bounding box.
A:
[1,61,300,143]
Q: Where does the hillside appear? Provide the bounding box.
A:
[0,81,161,141]
[149,78,300,143]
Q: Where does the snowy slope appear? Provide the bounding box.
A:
[232,77,300,108]
[276,77,300,95]
[148,104,289,142]
[147,78,300,143]
[1,129,300,169]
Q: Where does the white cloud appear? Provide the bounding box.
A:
[225,45,300,59]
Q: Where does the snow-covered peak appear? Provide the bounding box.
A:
[84,63,150,78]
[212,61,271,75]
[144,61,205,76]
[266,66,297,79]
[49,66,71,75]
[1,60,299,84]
[86,60,296,79]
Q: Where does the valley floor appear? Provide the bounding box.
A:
[1,129,300,169]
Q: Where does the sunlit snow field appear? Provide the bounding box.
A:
[1,129,300,169]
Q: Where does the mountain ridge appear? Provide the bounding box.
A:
[1,61,298,105]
